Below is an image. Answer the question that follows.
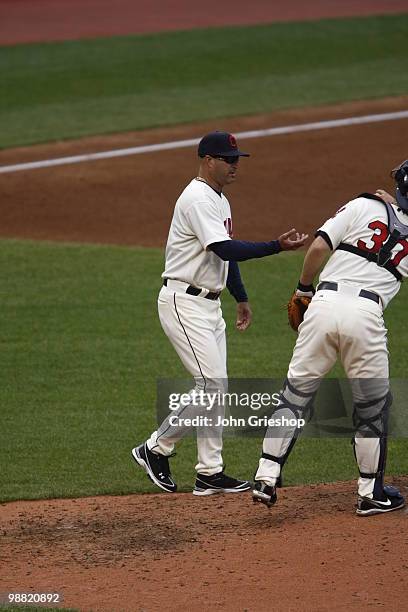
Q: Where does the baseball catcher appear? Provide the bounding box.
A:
[253,158,408,516]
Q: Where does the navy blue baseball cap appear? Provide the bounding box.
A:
[198,131,250,158]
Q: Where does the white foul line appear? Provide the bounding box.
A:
[1,110,407,175]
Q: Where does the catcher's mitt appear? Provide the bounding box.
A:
[287,292,312,332]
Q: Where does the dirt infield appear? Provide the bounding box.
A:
[1,477,408,611]
[1,0,407,45]
[1,96,408,247]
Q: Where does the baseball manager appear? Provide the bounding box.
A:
[132,130,307,496]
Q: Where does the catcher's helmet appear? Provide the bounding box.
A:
[391,159,408,213]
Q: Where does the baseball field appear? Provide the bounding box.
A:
[1,1,408,610]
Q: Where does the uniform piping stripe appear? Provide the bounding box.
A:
[173,293,207,393]
[1,110,408,174]
[151,398,190,450]
[152,293,207,448]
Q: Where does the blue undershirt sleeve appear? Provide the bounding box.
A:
[209,239,282,261]
[226,261,248,303]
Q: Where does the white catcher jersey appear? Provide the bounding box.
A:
[318,196,408,308]
[162,178,232,292]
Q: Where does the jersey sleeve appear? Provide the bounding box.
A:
[185,200,231,249]
[317,200,358,250]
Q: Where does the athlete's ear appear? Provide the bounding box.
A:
[204,155,215,169]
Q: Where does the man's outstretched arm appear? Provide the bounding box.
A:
[209,229,308,261]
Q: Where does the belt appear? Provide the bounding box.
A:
[163,278,221,300]
[317,281,380,304]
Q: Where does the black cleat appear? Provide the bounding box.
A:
[193,471,251,496]
[252,481,277,508]
[356,485,405,516]
[131,442,177,493]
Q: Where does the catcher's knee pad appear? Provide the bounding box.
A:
[352,390,391,437]
[260,379,316,483]
[281,378,317,421]
[353,390,392,496]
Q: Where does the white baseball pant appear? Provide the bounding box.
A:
[256,284,389,498]
[147,282,227,475]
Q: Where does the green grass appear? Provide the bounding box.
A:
[1,239,408,502]
[1,14,408,148]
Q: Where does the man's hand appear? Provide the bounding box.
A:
[375,189,397,205]
[279,228,309,251]
[236,302,252,331]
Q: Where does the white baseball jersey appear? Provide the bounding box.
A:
[257,194,408,499]
[162,178,232,292]
[318,196,408,308]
